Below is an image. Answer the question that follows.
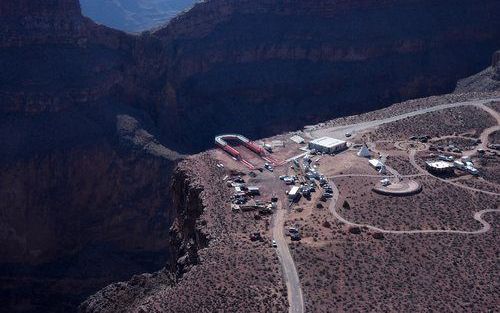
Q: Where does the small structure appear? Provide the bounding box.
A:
[272,140,285,147]
[369,159,384,169]
[453,160,466,170]
[466,165,479,176]
[308,137,347,154]
[247,186,260,195]
[263,143,273,153]
[438,155,454,162]
[461,156,471,163]
[426,160,454,174]
[357,145,371,158]
[290,135,305,144]
[380,178,391,186]
[288,186,300,201]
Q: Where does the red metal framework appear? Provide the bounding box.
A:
[215,134,283,169]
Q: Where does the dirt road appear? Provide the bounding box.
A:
[270,173,304,313]
[328,179,500,234]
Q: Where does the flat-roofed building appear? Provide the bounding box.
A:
[288,186,300,201]
[308,137,347,154]
[426,160,454,174]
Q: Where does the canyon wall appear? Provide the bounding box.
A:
[493,51,500,80]
[154,0,500,152]
[455,50,500,93]
[0,105,182,313]
[0,1,179,312]
[80,155,289,313]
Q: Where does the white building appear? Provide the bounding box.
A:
[290,135,305,144]
[288,186,300,200]
[369,159,384,169]
[426,160,454,174]
[308,137,347,154]
[247,186,260,195]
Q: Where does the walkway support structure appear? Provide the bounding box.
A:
[215,134,282,168]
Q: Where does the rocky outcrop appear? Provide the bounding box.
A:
[0,104,183,312]
[0,0,138,114]
[154,0,500,152]
[493,51,500,80]
[455,50,500,93]
[168,164,209,276]
[80,155,288,313]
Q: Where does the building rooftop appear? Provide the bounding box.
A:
[426,160,454,169]
[309,136,346,148]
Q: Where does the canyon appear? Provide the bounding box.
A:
[80,0,196,33]
[0,0,499,312]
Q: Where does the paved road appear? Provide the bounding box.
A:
[328,179,500,234]
[310,97,500,140]
[270,174,304,313]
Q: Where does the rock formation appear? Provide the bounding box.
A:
[493,51,500,80]
[455,50,500,93]
[154,0,500,152]
[0,1,180,312]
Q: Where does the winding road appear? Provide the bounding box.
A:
[328,181,500,234]
[325,98,500,234]
[269,96,500,312]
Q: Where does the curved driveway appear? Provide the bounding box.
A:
[328,180,500,234]
[323,97,500,234]
[270,97,500,309]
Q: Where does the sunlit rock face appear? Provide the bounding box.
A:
[80,0,197,33]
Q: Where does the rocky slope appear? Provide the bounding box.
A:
[455,50,500,93]
[80,155,288,313]
[1,0,499,312]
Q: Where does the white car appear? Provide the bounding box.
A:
[345,132,352,137]
[271,240,277,248]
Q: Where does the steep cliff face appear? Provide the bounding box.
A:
[154,0,500,152]
[168,164,209,276]
[493,51,500,80]
[80,155,288,313]
[0,0,84,46]
[0,2,179,312]
[0,0,139,114]
[0,104,182,312]
[455,50,500,93]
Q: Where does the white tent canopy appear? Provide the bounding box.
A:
[357,145,371,157]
